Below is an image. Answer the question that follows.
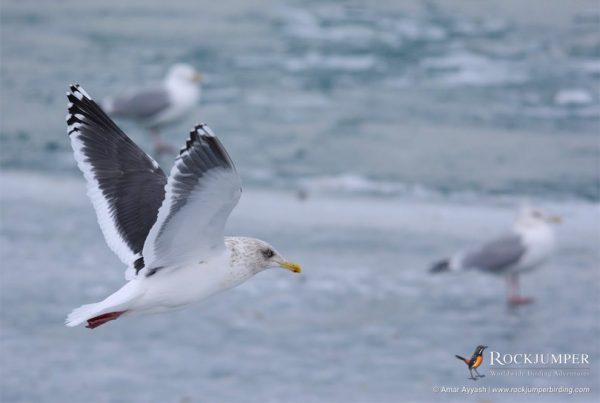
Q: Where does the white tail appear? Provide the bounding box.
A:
[65,303,103,327]
[65,281,142,327]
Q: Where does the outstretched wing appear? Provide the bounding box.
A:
[66,85,167,269]
[462,234,525,273]
[141,124,242,273]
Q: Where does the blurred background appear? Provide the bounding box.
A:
[1,0,599,402]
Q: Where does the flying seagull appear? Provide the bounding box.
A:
[430,207,560,306]
[65,85,301,329]
[102,63,202,155]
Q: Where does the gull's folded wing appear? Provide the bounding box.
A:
[66,85,167,270]
[142,124,242,273]
[462,234,526,273]
[107,87,171,120]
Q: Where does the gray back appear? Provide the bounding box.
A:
[462,234,526,273]
[111,88,170,120]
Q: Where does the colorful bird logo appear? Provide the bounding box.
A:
[455,345,488,380]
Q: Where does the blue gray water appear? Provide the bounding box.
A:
[1,1,599,402]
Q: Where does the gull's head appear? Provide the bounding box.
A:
[227,237,301,274]
[515,206,561,230]
[255,240,302,274]
[167,63,203,84]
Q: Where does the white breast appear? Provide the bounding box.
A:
[149,82,199,127]
[515,225,556,273]
[131,251,232,313]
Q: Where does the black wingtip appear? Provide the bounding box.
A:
[67,84,79,97]
[179,123,211,155]
[67,84,92,101]
[192,123,215,137]
[66,84,118,138]
[67,85,87,135]
[180,132,197,156]
[430,259,450,273]
[176,122,235,170]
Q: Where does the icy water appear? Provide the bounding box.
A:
[1,1,599,402]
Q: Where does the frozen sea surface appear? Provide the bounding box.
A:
[1,172,598,402]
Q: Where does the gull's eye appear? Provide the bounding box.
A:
[262,249,275,259]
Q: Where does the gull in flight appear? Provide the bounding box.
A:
[65,85,301,329]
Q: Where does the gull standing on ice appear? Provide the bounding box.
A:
[430,207,560,306]
[65,85,301,329]
[102,63,202,155]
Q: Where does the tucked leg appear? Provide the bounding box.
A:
[86,311,126,329]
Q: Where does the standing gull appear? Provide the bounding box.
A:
[102,63,202,155]
[65,85,301,329]
[430,207,560,306]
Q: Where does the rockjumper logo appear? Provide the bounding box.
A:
[489,352,590,366]
[486,351,591,378]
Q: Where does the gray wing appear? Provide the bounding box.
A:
[141,124,242,273]
[462,234,526,273]
[108,87,171,120]
[66,85,167,270]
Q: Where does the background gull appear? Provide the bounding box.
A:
[102,63,202,155]
[65,84,301,329]
[430,207,561,305]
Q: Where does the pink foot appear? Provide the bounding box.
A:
[86,311,126,329]
[508,296,533,306]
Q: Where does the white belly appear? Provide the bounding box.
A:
[129,256,253,314]
[132,264,226,312]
